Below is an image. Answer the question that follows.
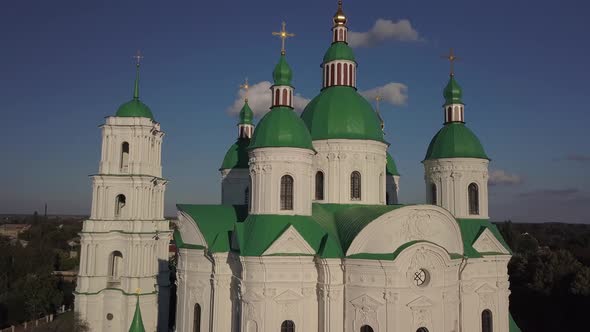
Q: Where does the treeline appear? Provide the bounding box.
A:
[0,216,82,328]
[498,221,590,331]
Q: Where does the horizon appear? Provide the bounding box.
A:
[2,0,589,223]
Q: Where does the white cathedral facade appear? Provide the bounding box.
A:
[75,2,521,332]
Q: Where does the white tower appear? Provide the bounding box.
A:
[423,51,489,219]
[75,55,171,332]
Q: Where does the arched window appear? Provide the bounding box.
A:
[431,183,437,205]
[360,325,374,332]
[282,89,288,106]
[274,89,280,106]
[120,142,129,172]
[115,194,126,218]
[468,183,479,215]
[280,175,294,210]
[447,107,452,122]
[337,63,342,85]
[351,171,361,200]
[325,65,330,86]
[108,251,123,279]
[315,171,324,200]
[281,320,295,332]
[482,309,493,332]
[349,64,353,85]
[330,63,335,85]
[244,187,249,206]
[343,62,348,85]
[193,304,201,332]
[417,328,429,332]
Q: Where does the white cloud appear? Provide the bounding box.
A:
[349,18,420,48]
[489,170,523,186]
[360,82,408,106]
[226,81,310,117]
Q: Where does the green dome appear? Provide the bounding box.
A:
[239,101,254,125]
[116,99,154,119]
[443,75,463,105]
[249,106,314,150]
[386,153,400,176]
[221,138,250,170]
[425,122,489,160]
[128,297,146,332]
[301,86,385,142]
[273,54,293,86]
[323,42,355,63]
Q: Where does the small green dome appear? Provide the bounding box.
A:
[323,42,355,63]
[239,101,254,125]
[249,106,314,150]
[443,75,463,105]
[221,138,250,170]
[301,86,385,142]
[116,99,154,119]
[273,54,293,86]
[424,122,488,160]
[128,297,146,332]
[386,153,400,176]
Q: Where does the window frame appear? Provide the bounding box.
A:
[350,171,361,201]
[280,175,294,210]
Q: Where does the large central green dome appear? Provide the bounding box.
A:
[301,86,385,142]
[424,122,488,160]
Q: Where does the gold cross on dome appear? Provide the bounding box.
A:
[240,77,250,101]
[272,21,295,55]
[135,288,141,294]
[375,94,382,112]
[441,48,459,76]
[132,50,144,66]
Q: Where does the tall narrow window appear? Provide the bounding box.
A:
[244,187,249,206]
[330,63,335,85]
[360,326,374,332]
[280,175,294,210]
[447,107,452,122]
[120,142,129,172]
[343,63,348,85]
[468,183,479,215]
[108,251,123,279]
[337,63,342,85]
[431,184,437,205]
[282,89,288,106]
[348,64,353,86]
[315,171,324,200]
[115,194,126,218]
[193,304,201,332]
[482,309,493,332]
[351,171,361,200]
[274,89,280,106]
[281,320,295,332]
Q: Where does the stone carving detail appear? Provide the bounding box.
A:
[402,211,436,242]
[350,294,381,329]
[407,296,434,330]
[476,283,497,310]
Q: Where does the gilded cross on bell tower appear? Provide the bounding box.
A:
[441,48,459,76]
[240,77,250,102]
[272,21,295,55]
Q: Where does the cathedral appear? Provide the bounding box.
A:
[75,1,522,332]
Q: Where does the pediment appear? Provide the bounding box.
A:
[274,289,303,303]
[263,225,315,256]
[350,294,383,311]
[475,283,496,294]
[176,211,206,247]
[473,228,509,254]
[406,296,434,309]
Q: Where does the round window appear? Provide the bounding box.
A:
[413,269,430,287]
[106,313,114,320]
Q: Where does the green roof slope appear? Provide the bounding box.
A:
[509,313,522,332]
[301,86,385,143]
[128,297,145,332]
[443,75,463,105]
[323,42,356,63]
[386,153,400,176]
[456,218,512,258]
[220,138,250,170]
[424,122,488,160]
[249,106,314,150]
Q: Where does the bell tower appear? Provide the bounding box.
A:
[75,53,171,332]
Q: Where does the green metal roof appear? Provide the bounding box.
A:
[424,122,488,160]
[115,64,154,120]
[443,75,463,105]
[272,54,293,86]
[128,297,145,332]
[301,86,385,142]
[220,138,250,170]
[239,101,254,125]
[249,106,314,150]
[509,313,522,332]
[456,218,512,258]
[386,152,400,176]
[323,42,355,63]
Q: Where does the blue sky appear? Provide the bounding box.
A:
[1,0,589,222]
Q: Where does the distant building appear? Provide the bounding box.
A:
[0,224,31,239]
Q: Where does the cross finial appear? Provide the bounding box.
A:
[136,288,141,295]
[132,50,144,66]
[374,94,385,132]
[441,48,459,76]
[375,94,382,111]
[272,21,295,55]
[240,77,250,101]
